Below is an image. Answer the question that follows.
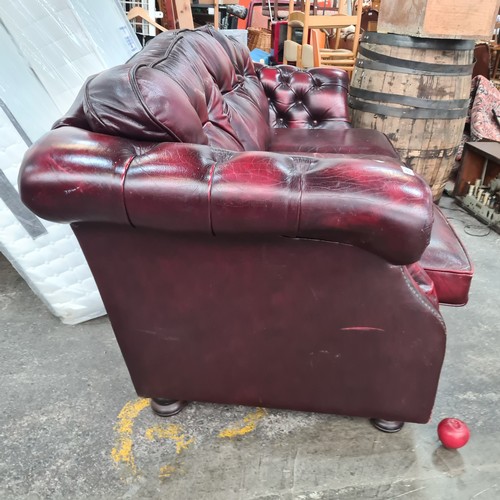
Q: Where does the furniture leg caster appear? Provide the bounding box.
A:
[150,398,188,417]
[370,418,405,433]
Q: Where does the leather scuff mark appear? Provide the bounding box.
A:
[341,327,385,332]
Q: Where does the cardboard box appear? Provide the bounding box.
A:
[378,0,500,40]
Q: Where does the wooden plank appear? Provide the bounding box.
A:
[423,0,500,40]
[378,0,500,40]
[307,14,357,27]
[467,142,500,160]
[158,0,177,29]
[377,0,426,37]
[214,0,219,29]
[174,0,194,29]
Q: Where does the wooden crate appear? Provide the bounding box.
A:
[378,0,500,40]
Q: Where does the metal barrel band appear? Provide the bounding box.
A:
[348,96,469,119]
[355,57,474,76]
[404,147,458,160]
[357,46,474,75]
[349,87,469,111]
[361,32,475,51]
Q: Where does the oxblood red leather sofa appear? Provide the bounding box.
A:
[20,27,473,432]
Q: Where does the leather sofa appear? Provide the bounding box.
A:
[20,27,473,431]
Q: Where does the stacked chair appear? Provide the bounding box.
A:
[284,0,362,75]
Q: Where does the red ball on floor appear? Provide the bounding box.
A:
[438,418,470,449]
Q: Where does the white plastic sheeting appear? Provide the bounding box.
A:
[0,0,141,113]
[0,0,141,324]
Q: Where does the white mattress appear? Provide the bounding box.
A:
[0,107,106,324]
[0,0,140,323]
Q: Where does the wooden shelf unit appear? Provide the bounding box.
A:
[454,142,500,233]
[454,142,500,197]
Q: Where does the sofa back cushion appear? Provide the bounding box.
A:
[55,28,271,151]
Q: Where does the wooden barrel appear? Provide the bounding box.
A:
[350,33,475,199]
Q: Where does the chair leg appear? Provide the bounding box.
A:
[370,418,405,433]
[151,398,188,417]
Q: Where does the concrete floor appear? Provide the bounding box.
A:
[1,197,499,500]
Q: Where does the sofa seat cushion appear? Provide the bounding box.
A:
[420,206,473,306]
[268,128,400,157]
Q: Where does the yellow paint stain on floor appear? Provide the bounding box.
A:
[145,424,194,454]
[218,407,267,439]
[159,464,177,478]
[111,398,150,473]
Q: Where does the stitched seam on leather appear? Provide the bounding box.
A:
[295,100,314,123]
[308,68,350,91]
[279,69,299,104]
[150,33,188,68]
[400,267,446,330]
[423,221,433,248]
[426,198,435,246]
[207,162,217,236]
[133,142,165,157]
[268,103,278,127]
[121,153,138,227]
[289,78,315,122]
[83,76,109,130]
[203,120,245,151]
[424,268,473,275]
[129,65,184,142]
[297,169,304,237]
[151,30,225,71]
[153,31,238,95]
[440,208,474,272]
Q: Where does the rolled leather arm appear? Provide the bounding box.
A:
[256,65,351,128]
[20,127,141,225]
[20,127,433,265]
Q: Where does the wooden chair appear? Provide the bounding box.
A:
[309,28,358,76]
[284,0,362,71]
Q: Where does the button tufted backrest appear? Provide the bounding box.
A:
[257,66,351,129]
[54,28,271,152]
